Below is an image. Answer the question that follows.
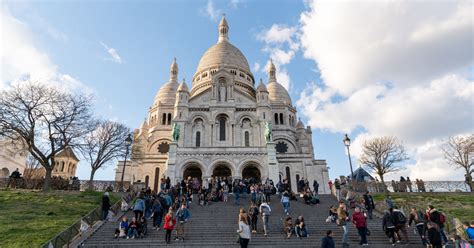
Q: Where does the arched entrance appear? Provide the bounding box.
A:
[212,164,232,178]
[242,165,261,183]
[183,165,203,181]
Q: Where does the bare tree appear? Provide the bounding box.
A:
[441,134,474,192]
[0,81,93,191]
[359,136,409,195]
[78,120,131,190]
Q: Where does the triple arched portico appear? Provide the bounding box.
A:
[178,158,267,183]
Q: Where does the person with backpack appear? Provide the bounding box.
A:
[425,205,448,244]
[313,179,320,194]
[164,207,176,244]
[259,200,271,236]
[427,221,442,248]
[391,207,409,244]
[409,207,428,245]
[133,195,146,220]
[382,210,396,245]
[248,202,259,234]
[334,179,341,201]
[352,207,368,246]
[175,203,190,241]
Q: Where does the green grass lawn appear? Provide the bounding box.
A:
[373,192,474,223]
[0,189,118,248]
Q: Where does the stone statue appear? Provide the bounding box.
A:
[219,83,226,101]
[264,121,273,143]
[172,123,180,141]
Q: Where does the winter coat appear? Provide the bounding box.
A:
[102,195,110,210]
[163,214,176,230]
[321,236,335,248]
[352,211,367,228]
[363,194,375,210]
[133,199,145,212]
[382,212,395,231]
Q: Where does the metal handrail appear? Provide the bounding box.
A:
[41,190,136,248]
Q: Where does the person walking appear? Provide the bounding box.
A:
[425,205,448,244]
[382,210,396,245]
[234,181,241,205]
[313,179,319,194]
[337,201,350,246]
[259,200,272,236]
[363,191,375,220]
[409,207,428,246]
[334,179,341,201]
[352,207,368,246]
[427,222,442,248]
[175,203,190,241]
[237,214,251,248]
[321,230,336,248]
[163,207,176,244]
[392,207,409,244]
[248,202,259,234]
[152,199,164,230]
[281,191,290,215]
[101,192,111,221]
[133,195,146,220]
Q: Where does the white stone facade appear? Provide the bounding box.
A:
[116,17,330,194]
[0,139,26,178]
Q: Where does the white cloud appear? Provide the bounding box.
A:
[201,0,221,22]
[258,24,300,91]
[300,0,473,96]
[100,42,123,64]
[229,0,241,9]
[296,0,474,181]
[0,6,91,94]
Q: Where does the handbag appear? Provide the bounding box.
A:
[235,233,241,243]
[366,228,371,236]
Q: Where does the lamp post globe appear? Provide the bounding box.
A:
[343,134,354,186]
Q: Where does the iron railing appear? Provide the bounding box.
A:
[41,190,136,248]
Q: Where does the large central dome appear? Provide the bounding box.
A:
[196,40,250,74]
[192,16,254,94]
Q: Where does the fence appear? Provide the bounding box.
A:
[41,190,137,248]
[0,178,132,192]
[341,180,471,193]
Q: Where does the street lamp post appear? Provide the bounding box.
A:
[343,134,355,188]
[119,134,133,192]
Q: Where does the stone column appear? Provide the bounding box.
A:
[266,142,279,183]
[165,142,178,183]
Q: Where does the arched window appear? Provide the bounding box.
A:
[279,113,284,125]
[167,113,172,125]
[263,112,266,119]
[219,116,226,141]
[162,113,166,125]
[196,131,201,147]
[289,115,292,126]
[244,131,250,147]
[274,113,279,125]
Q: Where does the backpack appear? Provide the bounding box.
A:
[177,209,185,221]
[262,205,271,215]
[439,213,446,224]
[394,211,407,224]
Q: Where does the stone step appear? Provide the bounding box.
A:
[82,194,424,248]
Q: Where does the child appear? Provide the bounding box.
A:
[127,217,138,239]
[284,216,293,238]
[115,216,128,238]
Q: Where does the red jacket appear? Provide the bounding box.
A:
[352,212,367,228]
[164,214,176,230]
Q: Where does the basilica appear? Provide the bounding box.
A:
[115,16,330,194]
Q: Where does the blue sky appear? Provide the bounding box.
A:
[2,0,472,182]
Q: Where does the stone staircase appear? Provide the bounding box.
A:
[81,194,424,247]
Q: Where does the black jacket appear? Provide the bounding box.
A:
[321,236,335,248]
[363,194,375,210]
[102,195,110,210]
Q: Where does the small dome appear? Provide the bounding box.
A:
[296,119,304,129]
[268,81,291,105]
[177,79,189,92]
[257,79,268,92]
[153,80,178,106]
